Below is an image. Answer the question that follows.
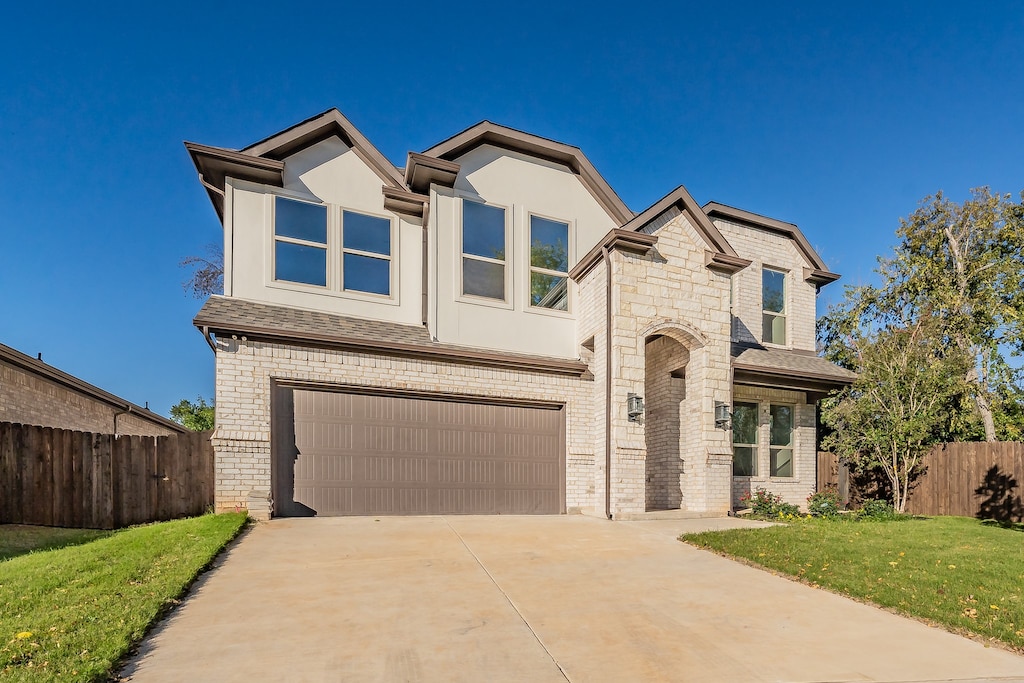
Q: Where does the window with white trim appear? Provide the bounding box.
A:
[342,210,390,295]
[732,402,758,476]
[762,267,786,345]
[461,200,506,300]
[529,215,569,311]
[272,196,393,296]
[274,196,328,287]
[769,404,794,477]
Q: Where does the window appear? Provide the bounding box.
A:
[769,404,794,477]
[529,215,569,311]
[274,197,327,287]
[732,402,758,476]
[342,210,390,296]
[462,200,506,300]
[762,267,786,345]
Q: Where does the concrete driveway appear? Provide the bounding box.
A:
[120,515,1024,683]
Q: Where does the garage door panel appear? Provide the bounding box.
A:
[276,388,563,516]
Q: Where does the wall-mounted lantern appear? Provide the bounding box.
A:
[714,401,732,430]
[627,393,645,423]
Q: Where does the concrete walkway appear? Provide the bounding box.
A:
[120,515,1024,683]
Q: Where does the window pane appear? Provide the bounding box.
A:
[343,211,390,255]
[276,197,326,243]
[531,272,568,310]
[463,257,505,299]
[732,402,758,445]
[763,313,786,345]
[530,216,568,272]
[763,268,785,313]
[275,241,326,286]
[463,201,506,260]
[771,448,793,477]
[343,253,390,295]
[770,405,793,446]
[733,446,756,477]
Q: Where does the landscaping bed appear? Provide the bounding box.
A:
[683,515,1024,651]
[1,513,248,682]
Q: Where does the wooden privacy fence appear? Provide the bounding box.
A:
[0,421,214,529]
[819,442,1024,520]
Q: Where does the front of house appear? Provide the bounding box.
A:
[187,109,854,519]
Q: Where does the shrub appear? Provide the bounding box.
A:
[856,498,906,520]
[739,487,800,519]
[807,487,843,517]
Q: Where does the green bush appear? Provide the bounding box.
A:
[807,487,842,517]
[856,498,906,520]
[739,487,801,519]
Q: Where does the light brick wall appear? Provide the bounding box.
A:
[730,385,816,509]
[714,218,818,352]
[212,337,596,514]
[644,335,687,510]
[0,361,176,436]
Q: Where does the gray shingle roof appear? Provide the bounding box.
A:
[732,344,856,384]
[194,296,433,346]
[193,296,588,376]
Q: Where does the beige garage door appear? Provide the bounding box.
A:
[272,387,564,516]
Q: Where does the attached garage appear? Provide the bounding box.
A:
[272,386,565,516]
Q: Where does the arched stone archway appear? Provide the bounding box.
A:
[643,321,705,511]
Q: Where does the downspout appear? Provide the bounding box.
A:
[201,326,216,352]
[421,199,430,327]
[603,246,613,519]
[113,405,132,436]
[198,173,225,200]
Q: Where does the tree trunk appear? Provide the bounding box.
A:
[974,389,998,442]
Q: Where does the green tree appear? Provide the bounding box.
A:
[170,396,215,431]
[820,188,1024,441]
[820,318,971,512]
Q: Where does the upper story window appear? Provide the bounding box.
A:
[274,197,328,287]
[529,215,569,311]
[732,401,758,476]
[273,196,392,297]
[762,267,787,345]
[342,211,390,295]
[462,200,506,300]
[769,404,794,477]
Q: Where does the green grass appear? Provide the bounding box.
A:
[683,516,1024,650]
[0,513,248,682]
[0,526,111,562]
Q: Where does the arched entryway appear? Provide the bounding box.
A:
[642,322,706,511]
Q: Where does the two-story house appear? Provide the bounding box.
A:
[187,108,854,519]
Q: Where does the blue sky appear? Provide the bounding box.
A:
[2,1,1022,417]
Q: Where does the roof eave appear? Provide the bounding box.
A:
[569,229,659,282]
[184,142,285,221]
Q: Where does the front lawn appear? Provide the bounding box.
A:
[1,513,248,681]
[0,526,110,562]
[683,516,1024,650]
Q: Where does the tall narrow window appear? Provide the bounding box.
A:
[770,404,794,477]
[762,268,786,344]
[529,216,569,311]
[462,200,506,300]
[732,402,758,476]
[274,197,328,286]
[342,210,391,296]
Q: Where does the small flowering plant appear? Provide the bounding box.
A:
[739,487,800,519]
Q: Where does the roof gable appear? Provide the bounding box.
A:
[421,121,633,225]
[703,202,838,285]
[622,186,751,275]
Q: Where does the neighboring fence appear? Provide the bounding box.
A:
[0,421,214,529]
[819,442,1024,520]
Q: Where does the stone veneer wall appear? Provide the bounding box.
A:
[0,361,176,437]
[712,218,818,352]
[730,385,816,509]
[574,211,737,517]
[212,337,597,515]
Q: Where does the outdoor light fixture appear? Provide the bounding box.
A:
[714,401,732,429]
[627,393,645,423]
